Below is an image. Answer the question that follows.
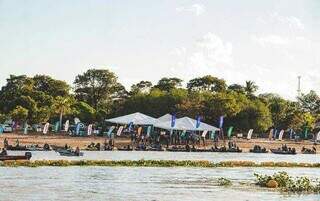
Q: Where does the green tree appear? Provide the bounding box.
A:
[244,80,259,97]
[74,69,126,110]
[52,96,73,130]
[72,101,96,123]
[130,81,153,95]
[187,75,226,92]
[228,84,245,94]
[153,77,182,92]
[232,99,272,133]
[298,90,320,115]
[10,106,29,125]
[33,75,70,97]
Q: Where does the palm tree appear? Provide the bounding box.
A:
[52,96,72,131]
[244,81,258,96]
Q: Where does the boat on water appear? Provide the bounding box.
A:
[249,145,268,153]
[0,152,32,161]
[270,149,296,155]
[270,144,296,155]
[301,147,316,154]
[5,143,51,151]
[56,149,83,157]
[26,144,51,151]
[5,145,28,151]
[211,147,242,153]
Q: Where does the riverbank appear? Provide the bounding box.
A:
[2,159,320,168]
[0,133,318,153]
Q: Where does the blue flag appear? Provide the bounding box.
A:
[219,116,224,128]
[128,122,133,132]
[171,114,176,128]
[196,116,201,128]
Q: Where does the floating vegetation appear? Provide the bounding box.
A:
[254,171,320,193]
[216,177,232,186]
[0,160,320,168]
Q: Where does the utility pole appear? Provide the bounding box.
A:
[297,76,301,97]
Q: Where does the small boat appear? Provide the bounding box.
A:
[250,149,268,153]
[56,149,83,157]
[301,148,316,154]
[26,144,51,151]
[117,146,133,151]
[270,149,296,155]
[0,152,32,161]
[250,145,268,153]
[301,150,316,154]
[166,148,189,152]
[211,147,242,153]
[5,145,28,151]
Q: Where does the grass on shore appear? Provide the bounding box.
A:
[1,160,320,168]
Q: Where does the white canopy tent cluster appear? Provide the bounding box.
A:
[105,112,219,132]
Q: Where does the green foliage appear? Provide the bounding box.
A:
[130,81,153,95]
[230,99,272,132]
[244,80,259,97]
[10,106,29,123]
[74,69,126,110]
[298,90,320,115]
[217,177,232,186]
[0,69,318,133]
[72,101,96,123]
[1,160,320,168]
[187,75,227,92]
[254,171,320,193]
[153,77,182,92]
[33,75,70,97]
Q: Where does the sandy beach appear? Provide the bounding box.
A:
[0,132,318,153]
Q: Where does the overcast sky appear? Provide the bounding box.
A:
[0,0,319,99]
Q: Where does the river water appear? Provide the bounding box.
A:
[1,166,320,201]
[8,150,320,163]
[2,151,320,201]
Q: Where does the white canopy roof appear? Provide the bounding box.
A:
[105,112,156,125]
[154,116,219,131]
[156,114,172,123]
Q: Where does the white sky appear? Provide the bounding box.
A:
[0,0,319,100]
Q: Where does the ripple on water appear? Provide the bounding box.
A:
[0,166,320,201]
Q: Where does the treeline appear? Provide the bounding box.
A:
[0,69,319,133]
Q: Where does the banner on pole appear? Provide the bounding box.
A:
[227,126,233,139]
[43,123,49,134]
[196,116,201,128]
[64,120,69,132]
[219,116,224,128]
[171,114,176,128]
[87,124,93,135]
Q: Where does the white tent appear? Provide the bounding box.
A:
[155,114,172,123]
[154,116,219,131]
[105,112,156,125]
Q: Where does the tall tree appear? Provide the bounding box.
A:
[153,77,182,92]
[130,81,153,95]
[187,75,226,92]
[244,80,258,96]
[33,75,70,97]
[228,84,245,94]
[298,90,320,115]
[74,69,126,110]
[52,96,73,130]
